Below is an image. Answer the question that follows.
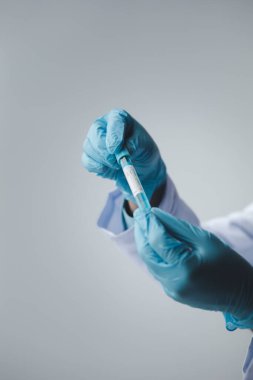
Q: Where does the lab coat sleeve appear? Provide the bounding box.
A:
[243,337,253,380]
[203,204,253,330]
[202,203,253,267]
[97,175,199,263]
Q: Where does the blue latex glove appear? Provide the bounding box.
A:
[134,207,253,330]
[82,109,166,202]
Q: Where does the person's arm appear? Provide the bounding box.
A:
[202,203,253,266]
[134,207,253,330]
[202,203,253,332]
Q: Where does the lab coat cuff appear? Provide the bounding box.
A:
[97,188,140,257]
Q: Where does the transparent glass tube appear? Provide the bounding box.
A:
[119,155,151,213]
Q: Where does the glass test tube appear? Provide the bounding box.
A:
[119,155,151,213]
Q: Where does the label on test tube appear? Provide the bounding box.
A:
[123,165,144,197]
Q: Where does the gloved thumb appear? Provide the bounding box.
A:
[152,208,200,246]
[134,208,189,264]
[134,209,170,281]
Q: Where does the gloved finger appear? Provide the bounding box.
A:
[83,119,118,169]
[83,137,118,170]
[134,208,190,264]
[105,109,131,155]
[86,117,107,150]
[152,207,201,245]
[147,211,192,265]
[134,219,171,282]
[81,152,116,179]
[81,152,105,174]
[124,122,149,158]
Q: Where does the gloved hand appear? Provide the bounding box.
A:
[134,207,253,330]
[82,109,166,202]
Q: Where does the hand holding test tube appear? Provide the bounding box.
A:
[82,109,166,204]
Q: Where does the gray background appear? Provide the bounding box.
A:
[1,1,253,379]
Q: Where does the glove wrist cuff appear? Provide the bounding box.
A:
[224,312,253,331]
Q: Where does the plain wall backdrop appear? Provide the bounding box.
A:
[1,1,253,379]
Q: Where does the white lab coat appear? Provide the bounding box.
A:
[97,176,253,379]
